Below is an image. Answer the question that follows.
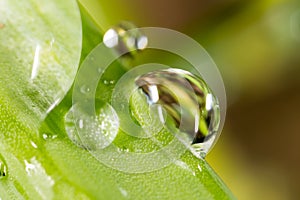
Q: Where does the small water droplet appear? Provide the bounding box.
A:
[80,85,91,94]
[0,157,8,179]
[42,133,57,140]
[109,80,115,85]
[118,147,129,153]
[103,21,148,53]
[103,80,109,85]
[103,80,115,85]
[64,102,119,150]
[136,68,220,155]
[42,134,48,140]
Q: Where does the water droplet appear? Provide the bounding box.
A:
[64,101,119,150]
[43,134,49,140]
[42,133,57,140]
[136,68,220,155]
[103,21,148,53]
[118,147,130,153]
[102,80,115,85]
[103,80,109,85]
[0,157,8,179]
[80,85,91,94]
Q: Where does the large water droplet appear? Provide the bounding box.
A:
[136,68,220,155]
[64,101,119,150]
[0,156,8,179]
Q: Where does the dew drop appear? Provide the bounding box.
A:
[0,156,8,179]
[64,102,119,150]
[42,133,57,140]
[118,147,130,153]
[103,80,109,85]
[103,21,148,53]
[109,80,115,85]
[135,68,220,155]
[80,85,91,94]
[42,134,48,140]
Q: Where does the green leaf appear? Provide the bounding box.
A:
[0,1,235,199]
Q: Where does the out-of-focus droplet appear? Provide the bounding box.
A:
[103,21,148,59]
[136,68,220,155]
[42,133,57,140]
[109,80,115,85]
[103,80,115,85]
[103,80,109,85]
[0,156,8,179]
[64,102,119,150]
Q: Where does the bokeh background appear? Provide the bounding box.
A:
[80,0,300,199]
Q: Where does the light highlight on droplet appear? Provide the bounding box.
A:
[103,29,119,48]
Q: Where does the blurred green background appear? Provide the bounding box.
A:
[80,0,300,199]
